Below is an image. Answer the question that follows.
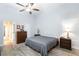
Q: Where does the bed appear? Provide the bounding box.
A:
[25,36,58,56]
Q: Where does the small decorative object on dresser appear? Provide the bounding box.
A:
[60,37,72,50]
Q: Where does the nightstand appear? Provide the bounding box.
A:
[60,37,72,50]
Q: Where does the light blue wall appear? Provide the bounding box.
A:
[36,3,79,49]
[0,3,37,45]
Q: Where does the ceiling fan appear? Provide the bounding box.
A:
[16,3,40,14]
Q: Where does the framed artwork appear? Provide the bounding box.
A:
[17,25,24,31]
[20,25,24,31]
[17,25,20,29]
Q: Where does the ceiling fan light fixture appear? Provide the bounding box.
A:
[16,3,40,14]
[26,8,31,12]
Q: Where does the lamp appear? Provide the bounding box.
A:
[37,28,40,34]
[34,28,40,36]
[65,27,70,38]
[63,22,73,38]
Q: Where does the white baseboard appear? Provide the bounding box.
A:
[72,46,79,50]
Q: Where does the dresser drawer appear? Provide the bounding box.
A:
[60,43,71,50]
[60,39,71,44]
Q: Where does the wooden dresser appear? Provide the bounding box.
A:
[17,31,27,44]
[60,37,72,50]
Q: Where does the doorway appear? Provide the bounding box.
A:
[3,20,14,46]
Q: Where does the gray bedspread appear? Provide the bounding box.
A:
[25,36,58,56]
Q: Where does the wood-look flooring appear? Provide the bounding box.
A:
[1,43,79,56]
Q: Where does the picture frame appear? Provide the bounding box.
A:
[17,25,20,29]
[17,25,24,31]
[20,25,24,31]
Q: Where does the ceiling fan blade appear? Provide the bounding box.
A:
[29,11,32,14]
[16,3,25,7]
[19,9,25,12]
[26,3,29,7]
[33,8,39,11]
[26,5,29,7]
[30,3,34,6]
